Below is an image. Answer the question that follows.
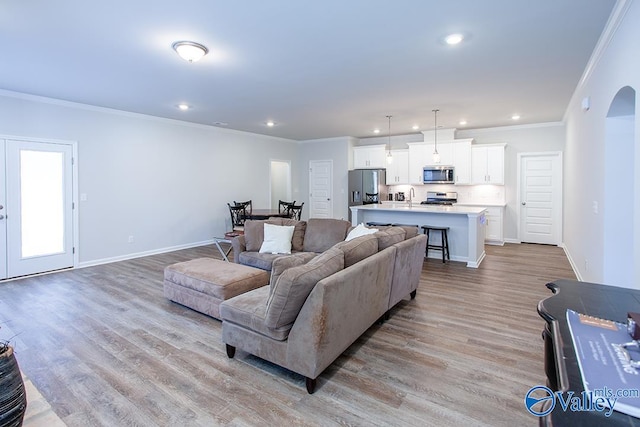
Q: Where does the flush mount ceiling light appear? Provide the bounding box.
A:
[266,120,275,127]
[412,125,420,131]
[459,120,467,126]
[373,129,381,134]
[511,114,521,120]
[444,33,464,45]
[177,103,190,111]
[172,41,208,63]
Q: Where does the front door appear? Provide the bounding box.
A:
[2,139,75,279]
[519,152,562,245]
[308,160,333,218]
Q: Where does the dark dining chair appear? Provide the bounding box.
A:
[364,193,379,204]
[278,200,296,215]
[233,200,253,215]
[227,203,248,233]
[288,203,304,221]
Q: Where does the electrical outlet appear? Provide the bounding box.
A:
[128,235,134,243]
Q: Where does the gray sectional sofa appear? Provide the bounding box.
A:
[221,218,427,393]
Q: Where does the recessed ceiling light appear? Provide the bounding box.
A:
[266,120,275,127]
[511,114,521,120]
[373,129,380,134]
[412,125,420,130]
[459,120,467,126]
[444,33,464,45]
[177,103,190,111]
[172,41,208,63]
[213,121,228,126]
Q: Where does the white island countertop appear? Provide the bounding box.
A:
[350,203,487,267]
[353,203,487,215]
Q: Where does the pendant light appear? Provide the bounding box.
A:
[386,115,393,164]
[432,109,441,164]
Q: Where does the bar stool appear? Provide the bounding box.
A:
[366,221,392,227]
[421,225,450,263]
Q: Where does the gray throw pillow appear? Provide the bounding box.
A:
[265,248,344,329]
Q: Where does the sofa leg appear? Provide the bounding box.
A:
[306,377,317,394]
[410,290,417,300]
[226,344,236,359]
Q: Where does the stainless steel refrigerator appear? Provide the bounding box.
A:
[348,169,387,221]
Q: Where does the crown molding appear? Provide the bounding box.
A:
[0,89,297,143]
[563,0,633,121]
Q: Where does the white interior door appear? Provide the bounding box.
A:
[519,152,562,245]
[309,160,333,218]
[5,139,74,278]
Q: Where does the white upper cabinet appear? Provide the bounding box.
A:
[407,143,428,184]
[385,149,409,185]
[353,145,387,169]
[471,144,505,184]
[451,139,472,185]
[424,142,453,166]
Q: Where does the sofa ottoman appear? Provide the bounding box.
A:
[164,258,269,320]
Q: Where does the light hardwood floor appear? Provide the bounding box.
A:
[0,242,575,426]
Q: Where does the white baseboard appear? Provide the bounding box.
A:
[504,238,520,244]
[76,239,215,269]
[562,245,583,281]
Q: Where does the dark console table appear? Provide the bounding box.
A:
[538,279,640,426]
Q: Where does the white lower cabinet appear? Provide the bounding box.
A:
[484,206,504,245]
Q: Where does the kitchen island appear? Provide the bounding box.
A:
[350,204,487,267]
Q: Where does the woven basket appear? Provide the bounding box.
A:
[0,345,27,427]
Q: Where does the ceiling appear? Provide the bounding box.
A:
[0,0,617,141]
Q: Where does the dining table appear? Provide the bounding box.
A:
[244,209,291,220]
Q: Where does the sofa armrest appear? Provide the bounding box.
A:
[388,234,426,309]
[231,235,246,263]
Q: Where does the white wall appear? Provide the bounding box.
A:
[297,137,354,221]
[0,91,297,266]
[563,0,640,286]
[457,123,565,242]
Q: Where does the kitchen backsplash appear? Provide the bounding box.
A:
[387,184,505,205]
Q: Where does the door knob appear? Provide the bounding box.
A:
[0,215,4,220]
[522,202,526,206]
[0,204,3,209]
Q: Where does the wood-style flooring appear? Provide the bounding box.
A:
[0,242,575,426]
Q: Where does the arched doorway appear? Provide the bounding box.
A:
[603,86,636,287]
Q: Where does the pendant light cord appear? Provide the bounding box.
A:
[432,109,439,154]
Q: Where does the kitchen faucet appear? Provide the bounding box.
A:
[408,187,415,208]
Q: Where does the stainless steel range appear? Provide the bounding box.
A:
[421,191,458,206]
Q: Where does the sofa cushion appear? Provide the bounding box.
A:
[269,252,318,290]
[238,251,285,271]
[265,247,344,329]
[243,219,306,252]
[375,227,406,250]
[259,224,295,254]
[303,218,351,253]
[333,234,379,267]
[219,286,292,341]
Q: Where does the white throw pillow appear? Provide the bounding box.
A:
[345,223,378,241]
[259,223,295,254]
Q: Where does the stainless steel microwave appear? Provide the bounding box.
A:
[423,166,455,184]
